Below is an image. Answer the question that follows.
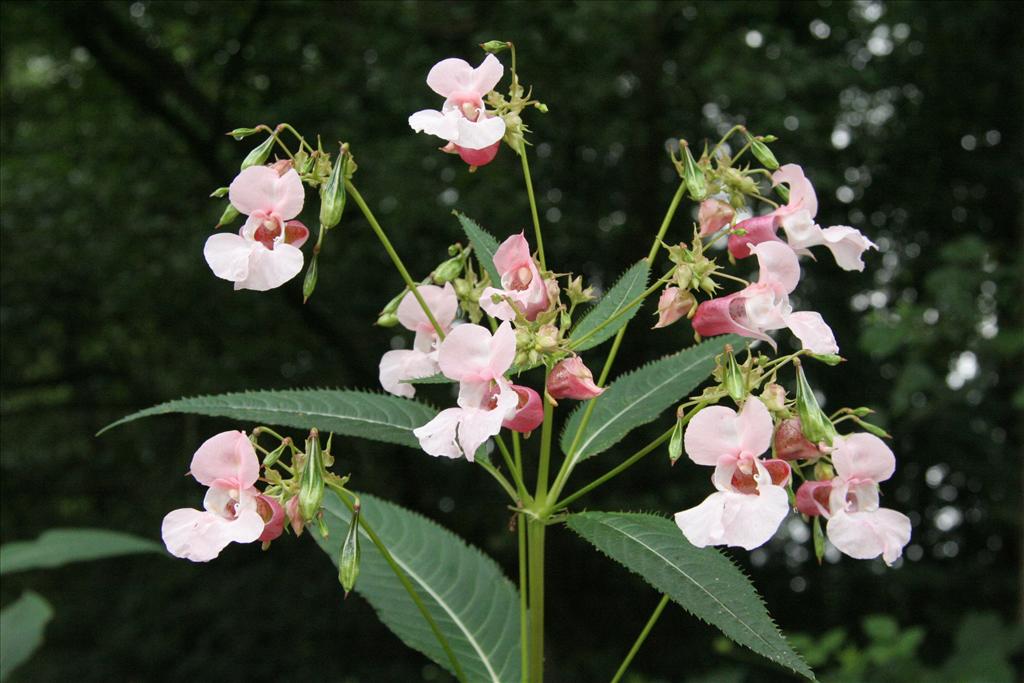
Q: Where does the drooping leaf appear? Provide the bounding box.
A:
[567,512,814,680]
[0,529,163,575]
[0,592,53,682]
[315,492,520,683]
[455,212,503,286]
[570,260,651,351]
[99,389,437,449]
[560,336,742,461]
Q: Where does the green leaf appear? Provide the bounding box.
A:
[570,260,651,351]
[454,212,503,286]
[1,591,53,681]
[99,389,437,449]
[315,492,520,682]
[560,336,742,461]
[1,528,163,575]
[567,512,814,680]
[400,373,454,385]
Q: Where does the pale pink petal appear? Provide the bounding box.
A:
[269,169,305,220]
[674,492,728,547]
[397,283,458,334]
[426,58,476,98]
[161,508,234,562]
[438,324,496,382]
[204,233,255,283]
[785,311,839,355]
[488,322,517,377]
[379,349,439,398]
[742,283,792,333]
[698,198,734,237]
[727,214,782,259]
[229,166,280,216]
[820,225,877,271]
[752,241,801,293]
[683,406,742,466]
[190,431,259,489]
[691,291,775,348]
[653,287,687,329]
[234,242,304,292]
[827,508,911,566]
[493,232,532,273]
[409,108,460,141]
[675,486,789,550]
[457,386,517,461]
[831,433,896,483]
[469,53,504,94]
[454,115,506,150]
[735,397,774,455]
[773,164,818,218]
[479,286,518,321]
[413,407,464,459]
[779,210,824,251]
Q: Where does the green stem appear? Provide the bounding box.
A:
[518,140,546,270]
[646,180,688,263]
[477,457,519,502]
[609,594,670,683]
[526,519,546,682]
[518,514,529,683]
[496,435,531,503]
[346,180,446,339]
[536,382,555,501]
[329,486,467,683]
[567,266,678,351]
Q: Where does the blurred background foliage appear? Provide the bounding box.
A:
[1,0,1021,681]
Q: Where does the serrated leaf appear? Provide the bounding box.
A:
[400,373,454,385]
[315,492,520,683]
[567,512,814,680]
[560,336,743,461]
[99,389,437,449]
[455,212,503,286]
[1,529,163,575]
[570,260,651,351]
[1,591,53,681]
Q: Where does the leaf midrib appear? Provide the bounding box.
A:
[573,264,648,343]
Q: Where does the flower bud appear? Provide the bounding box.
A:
[376,289,407,326]
[262,440,288,467]
[547,356,604,400]
[698,199,734,237]
[339,501,361,597]
[760,383,788,413]
[795,480,833,517]
[794,360,837,447]
[319,151,348,230]
[653,287,696,329]
[721,345,747,403]
[240,135,276,170]
[298,430,325,524]
[227,127,261,140]
[668,419,684,465]
[810,353,844,366]
[773,418,822,461]
[302,254,319,304]
[502,385,544,433]
[256,495,285,543]
[216,202,240,228]
[210,186,229,198]
[680,141,707,201]
[432,255,464,284]
[269,159,294,176]
[535,324,559,352]
[285,496,304,537]
[747,135,779,170]
[565,275,596,306]
[479,40,511,54]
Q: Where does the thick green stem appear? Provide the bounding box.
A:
[518,515,529,683]
[346,180,446,339]
[526,519,546,682]
[329,486,467,682]
[609,594,670,683]
[519,141,546,269]
[535,386,555,500]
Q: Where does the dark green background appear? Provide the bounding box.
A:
[1,1,1021,681]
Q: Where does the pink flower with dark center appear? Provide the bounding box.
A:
[547,356,604,400]
[413,322,519,460]
[379,284,459,398]
[674,398,791,550]
[479,232,550,321]
[692,241,839,354]
[204,165,309,291]
[161,431,266,562]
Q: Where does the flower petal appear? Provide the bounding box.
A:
[234,242,304,292]
[469,54,504,94]
[831,433,896,483]
[675,485,789,550]
[379,349,440,398]
[735,397,773,455]
[773,164,818,218]
[190,431,259,489]
[426,58,476,97]
[454,115,506,150]
[727,214,782,259]
[820,225,877,271]
[438,323,496,382]
[752,240,801,293]
[409,108,461,141]
[204,233,255,283]
[683,405,742,466]
[827,508,911,566]
[413,407,464,459]
[785,311,839,355]
[228,166,304,220]
[161,508,233,562]
[397,283,458,334]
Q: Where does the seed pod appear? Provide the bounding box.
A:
[302,254,319,303]
[668,419,684,465]
[216,202,239,228]
[479,40,511,54]
[680,142,707,201]
[339,501,361,596]
[794,360,837,447]
[748,135,779,170]
[320,151,348,230]
[240,135,276,170]
[298,430,325,523]
[227,127,261,140]
[721,346,747,403]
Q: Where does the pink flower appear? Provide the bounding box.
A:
[479,232,550,321]
[408,55,507,158]
[698,198,734,237]
[256,494,285,543]
[413,322,520,460]
[547,356,604,400]
[204,165,309,291]
[826,433,911,565]
[674,398,791,550]
[161,431,266,562]
[502,385,544,433]
[726,164,877,271]
[692,241,839,354]
[379,284,459,398]
[652,287,696,329]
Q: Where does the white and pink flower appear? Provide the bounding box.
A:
[547,356,604,400]
[692,241,839,354]
[674,398,792,550]
[698,198,734,237]
[409,55,506,165]
[727,164,876,272]
[479,232,550,321]
[413,322,520,460]
[161,431,269,562]
[379,283,459,398]
[204,165,309,291]
[796,433,911,566]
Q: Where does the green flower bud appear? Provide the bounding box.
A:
[339,501,361,597]
[376,313,400,328]
[852,416,891,439]
[794,361,837,447]
[319,152,348,230]
[810,353,844,366]
[302,254,319,303]
[216,202,239,228]
[680,142,707,201]
[479,40,511,54]
[262,441,288,467]
[747,135,779,170]
[376,288,407,325]
[227,127,261,141]
[453,278,472,299]
[721,346,747,403]
[775,183,790,203]
[298,430,325,524]
[432,255,464,284]
[240,135,276,170]
[209,186,229,199]
[668,418,684,465]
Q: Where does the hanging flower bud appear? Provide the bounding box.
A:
[376,288,407,327]
[653,287,696,329]
[298,430,325,524]
[547,356,604,400]
[794,360,837,447]
[339,501,361,597]
[240,135,276,170]
[320,150,348,230]
[747,133,780,170]
[698,199,734,237]
[773,418,822,461]
[795,479,833,517]
[680,141,707,201]
[502,385,544,433]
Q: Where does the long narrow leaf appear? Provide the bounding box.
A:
[0,592,53,682]
[1,529,162,575]
[567,512,814,680]
[570,260,651,351]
